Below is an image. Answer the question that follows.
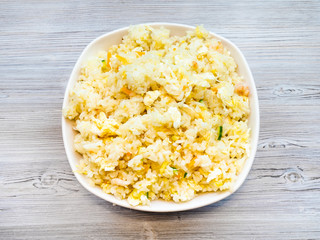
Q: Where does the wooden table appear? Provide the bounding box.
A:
[1,0,319,239]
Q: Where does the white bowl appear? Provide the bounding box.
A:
[62,23,260,212]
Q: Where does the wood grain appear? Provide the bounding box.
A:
[0,0,319,239]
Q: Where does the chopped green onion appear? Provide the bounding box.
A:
[146,192,149,198]
[217,126,223,140]
[199,99,204,103]
[184,172,187,178]
[171,167,178,172]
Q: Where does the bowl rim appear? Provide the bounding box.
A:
[62,22,260,212]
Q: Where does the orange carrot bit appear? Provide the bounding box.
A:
[107,51,112,68]
[235,84,250,97]
[121,86,134,96]
[211,87,218,93]
[186,158,196,170]
[136,51,145,57]
[192,61,198,69]
[126,152,132,157]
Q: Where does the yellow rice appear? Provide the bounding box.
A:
[63,25,250,206]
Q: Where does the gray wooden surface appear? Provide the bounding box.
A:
[1,0,320,239]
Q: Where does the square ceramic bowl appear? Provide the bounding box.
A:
[62,23,260,212]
